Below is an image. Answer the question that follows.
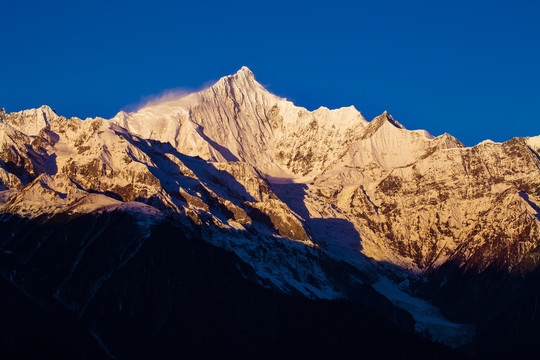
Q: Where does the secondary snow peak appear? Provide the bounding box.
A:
[379,111,404,129]
[361,111,405,139]
[0,105,59,137]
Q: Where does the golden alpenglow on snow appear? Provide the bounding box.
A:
[1,68,539,358]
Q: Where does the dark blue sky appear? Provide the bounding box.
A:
[1,0,539,146]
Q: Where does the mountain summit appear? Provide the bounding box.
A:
[210,66,268,99]
[1,67,540,357]
[228,65,257,82]
[112,66,372,177]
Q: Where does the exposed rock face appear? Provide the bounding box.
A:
[1,105,58,136]
[108,67,540,275]
[112,67,370,177]
[2,67,540,354]
[321,135,540,272]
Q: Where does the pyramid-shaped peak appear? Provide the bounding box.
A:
[228,66,258,84]
[376,111,405,129]
[210,66,271,98]
[220,66,259,84]
[236,66,254,77]
[361,111,406,139]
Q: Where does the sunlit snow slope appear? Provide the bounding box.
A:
[2,67,540,349]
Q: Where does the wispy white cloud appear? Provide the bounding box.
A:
[121,88,192,112]
[121,80,216,112]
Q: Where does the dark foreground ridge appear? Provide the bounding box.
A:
[0,212,461,360]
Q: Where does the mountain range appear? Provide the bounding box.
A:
[1,67,539,358]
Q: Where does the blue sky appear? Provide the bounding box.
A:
[1,0,539,146]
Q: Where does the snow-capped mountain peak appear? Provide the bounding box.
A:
[210,65,270,100]
[111,67,373,177]
[232,65,256,81]
[0,105,58,137]
[3,67,540,351]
